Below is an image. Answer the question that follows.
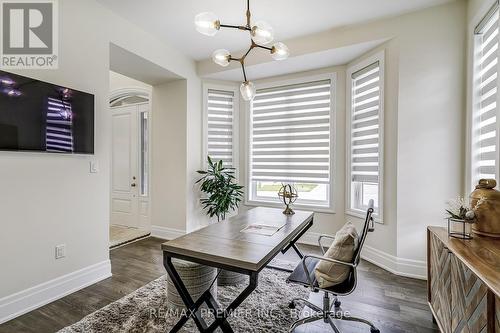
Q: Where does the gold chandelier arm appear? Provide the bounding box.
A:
[240,61,248,82]
[246,0,251,27]
[220,23,251,31]
[254,44,273,52]
[229,57,248,82]
[242,44,254,59]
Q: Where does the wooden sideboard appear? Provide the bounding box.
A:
[427,227,500,333]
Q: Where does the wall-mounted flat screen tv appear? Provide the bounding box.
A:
[0,70,94,154]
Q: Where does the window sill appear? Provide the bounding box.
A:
[346,209,383,224]
[245,199,335,214]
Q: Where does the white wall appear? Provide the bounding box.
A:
[0,0,202,323]
[109,71,152,92]
[394,1,466,269]
[207,0,467,279]
[151,80,188,234]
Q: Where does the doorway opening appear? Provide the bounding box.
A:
[109,82,152,248]
[108,43,183,249]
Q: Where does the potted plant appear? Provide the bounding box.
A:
[196,156,244,222]
[196,156,245,286]
[445,197,485,239]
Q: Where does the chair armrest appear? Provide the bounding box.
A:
[301,254,356,289]
[317,234,336,254]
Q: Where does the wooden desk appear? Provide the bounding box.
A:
[162,207,314,333]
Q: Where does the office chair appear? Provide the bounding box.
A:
[286,200,379,333]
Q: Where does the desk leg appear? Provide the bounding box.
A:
[206,272,258,333]
[164,254,208,332]
[267,218,314,272]
[164,253,259,333]
[281,218,313,259]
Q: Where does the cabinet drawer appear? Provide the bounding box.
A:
[450,254,488,332]
[430,232,452,333]
[428,227,500,333]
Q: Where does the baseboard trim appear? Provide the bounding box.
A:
[298,232,427,280]
[0,260,111,324]
[361,245,427,280]
[150,225,185,240]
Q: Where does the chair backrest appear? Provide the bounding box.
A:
[352,199,375,266]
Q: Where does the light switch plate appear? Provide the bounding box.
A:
[55,244,66,259]
[90,159,99,173]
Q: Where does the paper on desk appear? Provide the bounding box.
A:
[240,223,286,236]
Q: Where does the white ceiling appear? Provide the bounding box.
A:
[98,0,454,61]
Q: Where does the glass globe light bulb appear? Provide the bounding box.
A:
[271,42,289,61]
[251,20,274,45]
[212,49,231,67]
[240,81,256,101]
[194,12,220,36]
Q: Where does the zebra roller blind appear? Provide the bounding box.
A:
[207,89,235,167]
[474,6,499,183]
[250,79,332,184]
[350,62,381,184]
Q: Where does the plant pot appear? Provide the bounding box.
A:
[217,269,246,286]
[448,218,474,240]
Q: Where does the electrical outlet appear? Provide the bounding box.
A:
[55,244,66,259]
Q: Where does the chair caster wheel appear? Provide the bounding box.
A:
[334,300,341,308]
[288,301,296,309]
[370,328,380,333]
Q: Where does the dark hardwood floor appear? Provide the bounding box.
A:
[0,237,438,333]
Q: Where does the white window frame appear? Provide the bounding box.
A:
[202,82,240,179]
[468,1,500,192]
[346,51,385,223]
[244,73,337,213]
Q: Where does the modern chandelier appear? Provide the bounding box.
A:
[194,0,290,101]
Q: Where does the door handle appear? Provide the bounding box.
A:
[131,183,136,187]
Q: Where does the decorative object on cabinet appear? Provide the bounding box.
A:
[445,196,486,239]
[278,183,298,215]
[447,218,474,239]
[470,178,500,238]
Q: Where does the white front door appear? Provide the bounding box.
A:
[110,103,149,228]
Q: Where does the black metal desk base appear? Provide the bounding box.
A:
[164,255,258,333]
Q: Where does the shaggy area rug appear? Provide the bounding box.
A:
[58,265,308,333]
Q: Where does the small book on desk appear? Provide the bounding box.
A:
[241,223,285,236]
